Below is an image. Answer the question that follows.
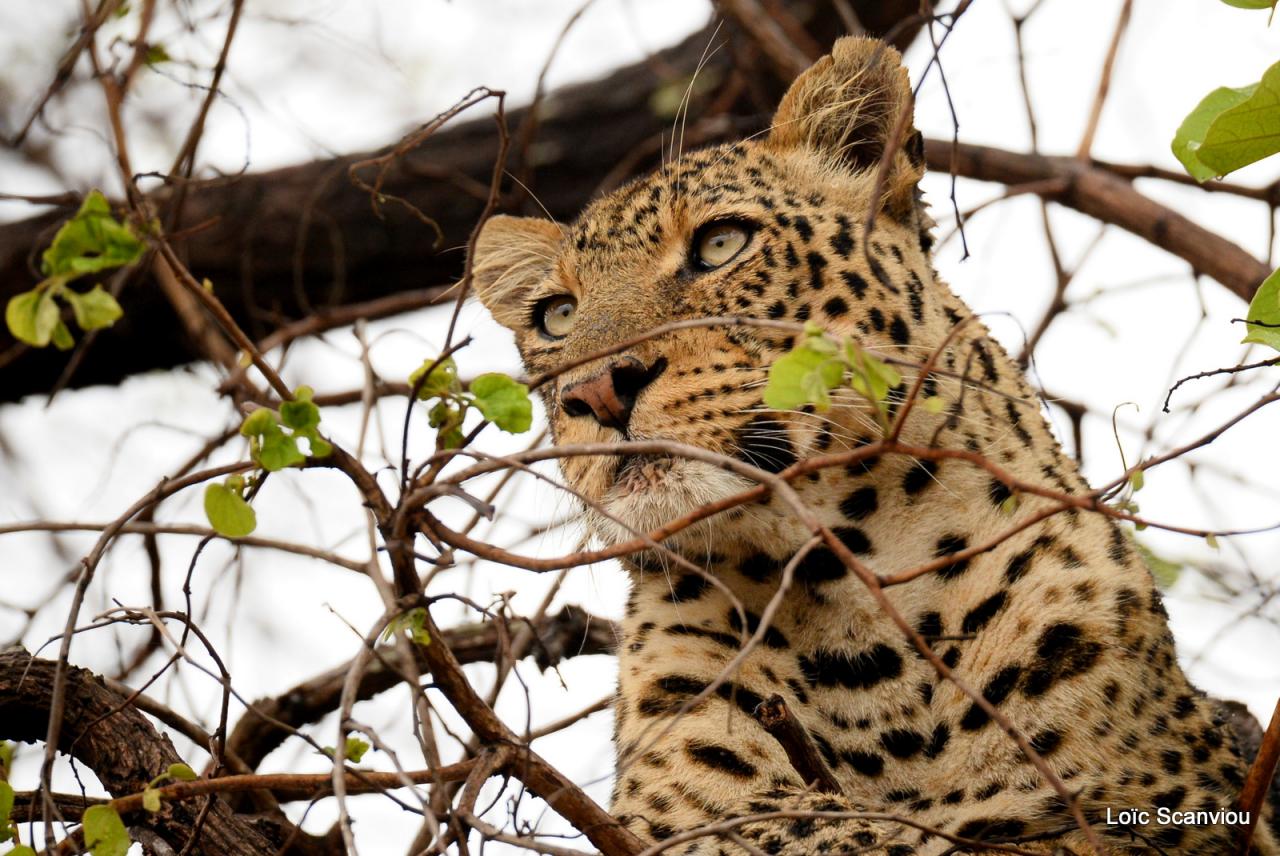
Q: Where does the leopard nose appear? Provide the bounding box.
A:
[560,356,666,432]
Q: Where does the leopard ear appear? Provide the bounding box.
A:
[768,37,924,217]
[469,215,565,330]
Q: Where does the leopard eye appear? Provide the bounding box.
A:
[694,222,750,269]
[536,295,577,338]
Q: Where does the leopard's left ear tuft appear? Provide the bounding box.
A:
[768,36,925,218]
[469,215,565,331]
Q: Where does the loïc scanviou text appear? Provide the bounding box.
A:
[1105,807,1251,827]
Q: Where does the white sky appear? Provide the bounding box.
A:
[2,1,1279,853]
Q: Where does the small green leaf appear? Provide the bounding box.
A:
[241,409,305,471]
[8,846,37,855]
[922,396,945,414]
[41,190,145,280]
[1206,532,1221,550]
[142,787,161,813]
[764,342,844,411]
[144,43,171,65]
[241,408,277,436]
[166,763,197,782]
[51,320,75,351]
[1218,0,1276,8]
[428,400,466,449]
[257,433,305,471]
[306,436,333,458]
[64,285,123,331]
[1133,538,1182,589]
[5,289,60,347]
[345,737,370,764]
[383,607,431,646]
[847,350,902,404]
[0,781,13,842]
[204,482,256,538]
[1129,469,1145,492]
[647,69,722,120]
[410,356,459,400]
[469,373,533,433]
[1242,267,1280,352]
[83,804,130,856]
[0,741,13,778]
[280,398,321,432]
[1000,494,1019,516]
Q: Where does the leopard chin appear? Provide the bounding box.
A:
[586,455,755,549]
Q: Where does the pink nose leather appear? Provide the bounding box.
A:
[560,356,663,432]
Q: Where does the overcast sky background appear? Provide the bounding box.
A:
[2,1,1280,853]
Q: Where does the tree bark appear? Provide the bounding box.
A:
[0,650,278,856]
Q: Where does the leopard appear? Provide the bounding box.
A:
[468,36,1279,855]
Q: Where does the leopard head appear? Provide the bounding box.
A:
[470,37,944,550]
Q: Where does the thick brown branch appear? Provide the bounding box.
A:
[0,650,277,856]
[924,139,1270,303]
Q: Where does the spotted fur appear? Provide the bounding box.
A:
[472,37,1277,855]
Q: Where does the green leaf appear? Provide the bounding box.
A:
[469,373,533,433]
[1129,469,1145,492]
[64,285,123,331]
[306,436,333,458]
[428,400,466,449]
[280,388,332,458]
[0,741,13,779]
[241,408,277,437]
[345,737,370,764]
[846,345,903,404]
[1218,0,1276,8]
[142,787,161,813]
[922,396,945,414]
[258,433,305,471]
[1133,538,1182,590]
[144,43,170,65]
[8,846,37,855]
[1206,532,1221,550]
[0,782,12,843]
[764,342,844,411]
[1175,60,1280,181]
[166,763,197,782]
[83,805,130,856]
[41,190,145,280]
[50,320,75,351]
[5,289,59,347]
[280,398,321,432]
[382,607,431,646]
[1242,267,1280,351]
[204,482,256,538]
[1173,85,1255,181]
[410,356,459,400]
[241,409,305,471]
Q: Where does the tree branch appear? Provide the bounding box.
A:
[0,650,278,856]
[924,139,1271,303]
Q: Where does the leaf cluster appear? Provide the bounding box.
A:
[409,356,533,449]
[762,323,906,432]
[204,387,333,538]
[4,191,141,350]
